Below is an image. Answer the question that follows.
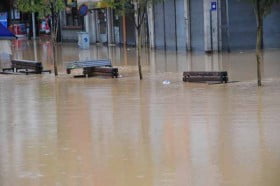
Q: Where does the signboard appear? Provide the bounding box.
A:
[78,0,100,3]
[211,2,217,11]
[79,4,88,16]
[77,0,108,9]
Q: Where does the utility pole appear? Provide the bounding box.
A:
[32,0,36,39]
[32,12,36,39]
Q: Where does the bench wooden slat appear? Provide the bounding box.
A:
[66,59,119,78]
[67,59,112,70]
[83,67,119,78]
[183,71,228,83]
[2,59,51,75]
[183,71,227,77]
[12,59,42,63]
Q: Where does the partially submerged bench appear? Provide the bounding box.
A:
[66,59,119,78]
[183,71,228,83]
[2,59,51,75]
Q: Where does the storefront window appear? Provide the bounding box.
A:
[64,0,83,28]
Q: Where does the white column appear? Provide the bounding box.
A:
[217,0,222,51]
[203,0,219,52]
[96,11,100,42]
[84,14,90,33]
[106,8,114,44]
[89,11,97,43]
[147,3,155,48]
[184,0,191,51]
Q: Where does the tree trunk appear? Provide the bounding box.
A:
[52,35,58,76]
[137,27,143,80]
[256,7,263,87]
[122,14,127,47]
[50,4,59,76]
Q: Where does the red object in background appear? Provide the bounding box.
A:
[39,18,50,34]
[10,24,26,37]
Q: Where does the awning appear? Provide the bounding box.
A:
[77,0,109,9]
[0,22,15,40]
[78,0,100,4]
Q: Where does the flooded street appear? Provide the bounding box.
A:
[0,39,280,186]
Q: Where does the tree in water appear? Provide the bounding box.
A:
[246,0,280,86]
[17,0,64,76]
[104,0,162,80]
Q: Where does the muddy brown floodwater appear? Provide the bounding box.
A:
[0,39,280,186]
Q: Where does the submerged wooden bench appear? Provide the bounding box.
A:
[2,59,51,75]
[83,67,119,78]
[183,71,228,83]
[66,59,119,78]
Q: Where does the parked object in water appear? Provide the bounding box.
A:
[66,59,119,78]
[2,59,51,75]
[82,67,119,78]
[183,71,228,83]
[77,32,90,49]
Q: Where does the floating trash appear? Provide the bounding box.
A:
[162,80,171,85]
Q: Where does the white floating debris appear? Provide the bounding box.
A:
[162,80,171,85]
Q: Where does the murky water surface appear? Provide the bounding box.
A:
[0,39,280,186]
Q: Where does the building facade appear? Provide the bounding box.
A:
[61,0,280,52]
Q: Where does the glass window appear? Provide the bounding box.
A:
[64,0,83,27]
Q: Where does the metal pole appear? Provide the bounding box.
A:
[33,40,38,61]
[163,1,166,50]
[174,0,178,51]
[184,0,191,51]
[226,0,230,52]
[210,9,213,52]
[32,12,36,39]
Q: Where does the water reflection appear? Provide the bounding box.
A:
[1,39,280,186]
[7,39,280,82]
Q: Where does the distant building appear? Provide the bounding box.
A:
[60,0,136,45]
[61,0,280,52]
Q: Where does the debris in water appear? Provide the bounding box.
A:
[163,80,171,85]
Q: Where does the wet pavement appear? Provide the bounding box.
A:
[0,39,280,186]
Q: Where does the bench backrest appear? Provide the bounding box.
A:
[12,59,42,70]
[67,59,112,69]
[183,71,228,77]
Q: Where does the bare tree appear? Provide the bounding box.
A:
[245,0,280,86]
[104,0,162,80]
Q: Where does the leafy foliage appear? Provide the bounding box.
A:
[16,0,65,18]
[17,0,65,76]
